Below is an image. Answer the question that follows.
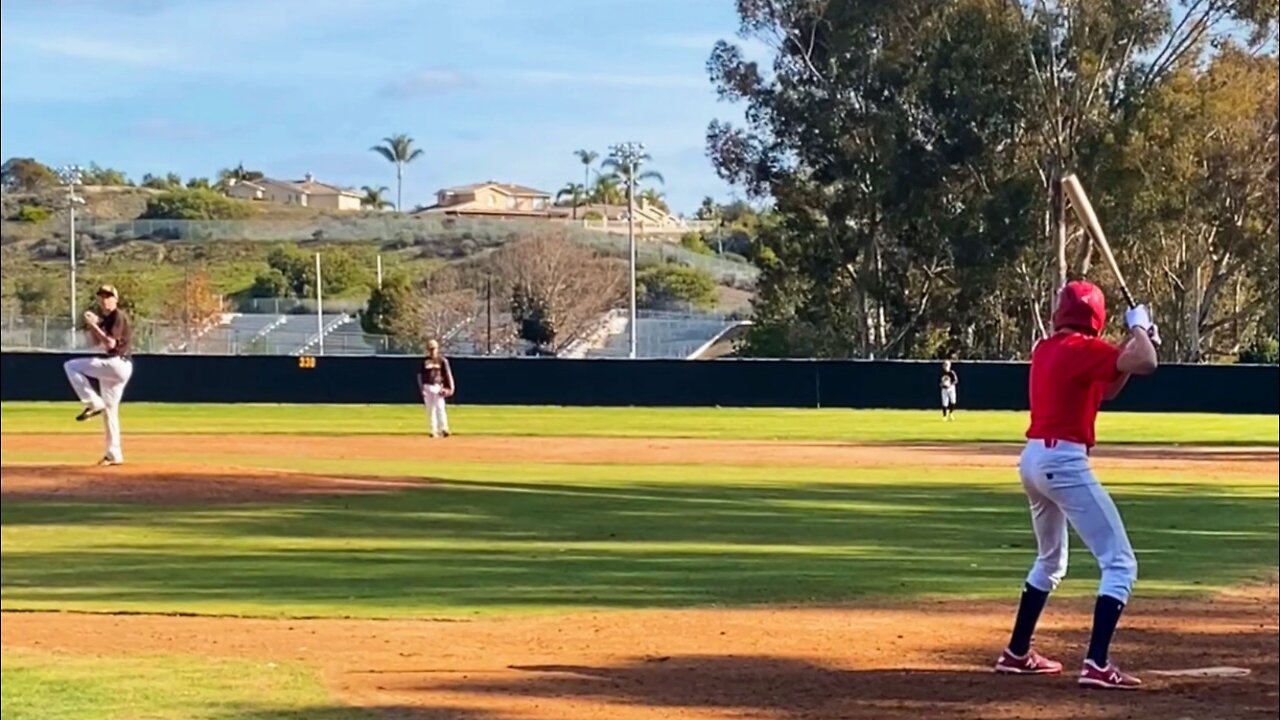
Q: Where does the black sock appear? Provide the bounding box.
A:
[1008,583,1051,656]
[942,407,948,417]
[1086,595,1126,666]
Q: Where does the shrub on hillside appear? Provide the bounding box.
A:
[679,232,713,255]
[14,205,51,223]
[1238,337,1279,365]
[259,244,370,298]
[250,268,291,298]
[638,264,717,310]
[140,188,254,220]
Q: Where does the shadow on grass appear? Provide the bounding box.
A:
[2,477,1276,613]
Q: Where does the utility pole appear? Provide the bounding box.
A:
[58,165,84,331]
[609,141,645,359]
[314,253,324,355]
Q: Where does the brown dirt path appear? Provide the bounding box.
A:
[4,433,1277,474]
[3,583,1277,720]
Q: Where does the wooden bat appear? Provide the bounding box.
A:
[1061,173,1161,346]
[1060,173,1136,309]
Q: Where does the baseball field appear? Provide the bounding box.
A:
[1,403,1277,720]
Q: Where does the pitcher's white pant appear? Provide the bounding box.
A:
[423,384,449,436]
[1018,439,1137,602]
[64,356,134,462]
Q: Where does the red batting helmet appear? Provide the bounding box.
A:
[1053,280,1106,336]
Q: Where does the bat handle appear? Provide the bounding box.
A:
[1121,288,1137,309]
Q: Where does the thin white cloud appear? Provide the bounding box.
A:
[511,70,707,90]
[23,35,176,66]
[381,70,474,99]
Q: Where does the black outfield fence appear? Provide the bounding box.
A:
[1,352,1275,414]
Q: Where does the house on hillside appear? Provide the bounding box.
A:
[226,173,362,211]
[413,181,555,219]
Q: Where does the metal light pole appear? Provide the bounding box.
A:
[609,141,645,359]
[58,165,84,328]
[314,253,324,355]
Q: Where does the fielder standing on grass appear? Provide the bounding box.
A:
[939,360,959,420]
[417,339,455,438]
[995,280,1159,690]
[63,284,134,466]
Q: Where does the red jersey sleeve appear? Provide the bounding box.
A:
[1080,337,1123,384]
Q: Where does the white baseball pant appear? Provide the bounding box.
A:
[423,384,449,436]
[941,386,957,407]
[1018,439,1137,602]
[64,356,134,463]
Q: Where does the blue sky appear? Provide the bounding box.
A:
[1,0,765,213]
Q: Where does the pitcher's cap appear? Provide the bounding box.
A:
[96,284,118,297]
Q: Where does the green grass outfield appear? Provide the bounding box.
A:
[2,404,1277,719]
[3,402,1277,444]
[0,652,368,720]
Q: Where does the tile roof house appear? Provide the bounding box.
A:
[226,173,363,210]
[414,181,555,218]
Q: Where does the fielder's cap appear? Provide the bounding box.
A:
[96,284,119,297]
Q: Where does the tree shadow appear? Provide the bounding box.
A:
[2,476,1276,614]
[211,705,493,720]
[426,617,1278,720]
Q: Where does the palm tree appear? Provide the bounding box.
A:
[638,188,668,213]
[696,196,719,221]
[370,134,425,211]
[361,185,393,210]
[590,175,625,205]
[556,182,587,219]
[573,150,598,195]
[600,152,664,188]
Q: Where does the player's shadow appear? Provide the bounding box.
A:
[427,639,1276,720]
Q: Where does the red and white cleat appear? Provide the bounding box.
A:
[995,648,1063,675]
[1078,659,1142,690]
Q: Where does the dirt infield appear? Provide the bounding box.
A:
[5,433,1278,475]
[4,584,1277,719]
[2,437,1277,718]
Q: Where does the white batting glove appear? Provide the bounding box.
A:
[1124,304,1152,331]
[1147,323,1162,347]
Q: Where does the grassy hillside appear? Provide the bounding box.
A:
[1,187,757,319]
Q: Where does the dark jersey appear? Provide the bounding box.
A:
[418,356,454,391]
[99,309,132,358]
[940,369,958,388]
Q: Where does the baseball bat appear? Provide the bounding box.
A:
[1060,173,1136,309]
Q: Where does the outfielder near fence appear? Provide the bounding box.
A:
[2,352,1276,414]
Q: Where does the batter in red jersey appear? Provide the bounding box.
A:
[994,281,1158,690]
